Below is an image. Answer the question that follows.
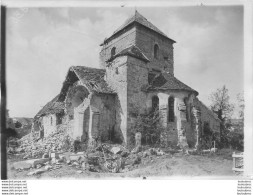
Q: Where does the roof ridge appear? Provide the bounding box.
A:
[101,11,175,45]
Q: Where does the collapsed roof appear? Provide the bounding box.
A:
[34,95,64,120]
[58,66,115,102]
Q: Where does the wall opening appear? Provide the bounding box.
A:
[154,44,159,59]
[111,47,116,58]
[168,96,175,122]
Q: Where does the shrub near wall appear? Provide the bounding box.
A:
[130,108,163,147]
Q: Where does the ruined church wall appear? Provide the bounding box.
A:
[193,98,220,133]
[99,26,137,68]
[135,25,174,74]
[126,57,149,145]
[42,114,57,137]
[146,91,197,148]
[90,94,121,143]
[105,56,128,145]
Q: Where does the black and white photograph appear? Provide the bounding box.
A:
[1,1,252,183]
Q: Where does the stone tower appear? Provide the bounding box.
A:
[99,11,176,75]
[99,11,176,145]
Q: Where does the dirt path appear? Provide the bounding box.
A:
[7,152,240,179]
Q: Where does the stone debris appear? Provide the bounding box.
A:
[27,168,46,176]
[9,125,74,159]
[110,146,122,154]
[10,129,173,175]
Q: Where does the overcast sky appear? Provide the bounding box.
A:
[6,6,243,118]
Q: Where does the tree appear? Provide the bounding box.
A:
[209,85,234,146]
[237,92,244,120]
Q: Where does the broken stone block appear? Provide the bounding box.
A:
[27,168,45,176]
[66,160,71,165]
[12,161,32,170]
[121,151,129,158]
[69,155,82,162]
[110,146,121,154]
[77,170,83,174]
[131,145,141,154]
[42,153,49,159]
[36,164,42,169]
[16,147,24,153]
[72,162,79,166]
[44,165,53,171]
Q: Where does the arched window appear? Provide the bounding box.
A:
[168,96,175,122]
[152,95,159,112]
[111,47,116,58]
[154,44,159,59]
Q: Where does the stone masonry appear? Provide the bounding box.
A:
[33,11,220,150]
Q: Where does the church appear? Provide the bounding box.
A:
[32,11,220,149]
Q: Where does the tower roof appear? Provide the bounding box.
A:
[101,11,176,45]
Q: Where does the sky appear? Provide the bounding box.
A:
[6,6,244,118]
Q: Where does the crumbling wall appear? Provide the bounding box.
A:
[146,91,196,148]
[65,82,89,118]
[193,98,220,134]
[42,114,57,137]
[90,94,121,143]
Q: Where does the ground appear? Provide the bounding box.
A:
[7,149,241,179]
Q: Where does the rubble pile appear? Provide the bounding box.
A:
[8,125,74,159]
[11,143,170,176]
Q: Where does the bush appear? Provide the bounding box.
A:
[130,108,163,146]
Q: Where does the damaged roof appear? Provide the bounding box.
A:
[145,72,198,95]
[107,45,150,63]
[101,11,176,45]
[71,66,115,94]
[58,66,115,101]
[34,95,64,120]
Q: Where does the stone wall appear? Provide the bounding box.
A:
[90,94,122,143]
[99,26,137,68]
[193,98,220,134]
[99,24,175,75]
[126,56,149,145]
[135,25,174,74]
[146,91,197,148]
[105,56,128,145]
[65,82,90,118]
[42,114,57,137]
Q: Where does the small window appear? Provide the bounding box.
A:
[50,116,53,126]
[111,47,116,58]
[168,96,175,122]
[154,44,159,59]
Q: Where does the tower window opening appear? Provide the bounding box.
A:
[154,44,159,59]
[111,47,116,58]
